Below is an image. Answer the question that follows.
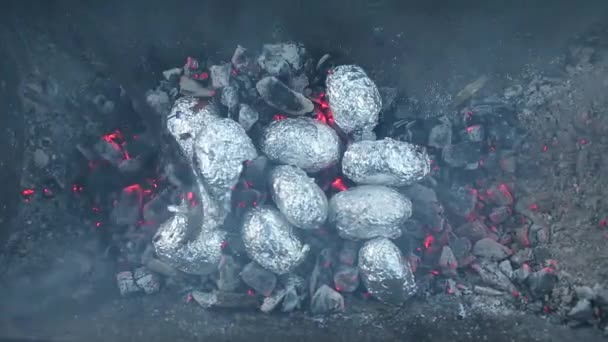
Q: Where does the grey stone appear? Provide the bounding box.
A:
[145,89,171,115]
[310,285,345,315]
[116,271,140,296]
[260,289,287,313]
[333,265,360,293]
[473,238,511,261]
[428,123,452,148]
[289,73,309,94]
[133,267,161,294]
[209,63,232,88]
[281,286,301,312]
[216,255,242,292]
[257,76,314,115]
[240,262,277,297]
[231,45,251,72]
[238,104,259,131]
[111,185,143,226]
[33,149,49,168]
[193,290,259,309]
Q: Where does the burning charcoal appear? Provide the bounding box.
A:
[333,265,360,293]
[240,261,277,296]
[473,238,511,261]
[269,165,328,230]
[326,65,382,133]
[310,285,345,315]
[440,185,478,220]
[216,255,242,292]
[258,43,306,77]
[442,142,482,168]
[471,261,517,293]
[220,85,239,112]
[116,271,140,296]
[256,76,314,115]
[192,290,259,309]
[455,220,489,242]
[338,240,359,266]
[179,76,215,97]
[359,238,417,304]
[111,185,143,226]
[342,138,431,186]
[428,123,452,148]
[401,184,444,231]
[241,207,309,275]
[498,260,513,279]
[261,118,340,173]
[527,268,558,299]
[153,211,226,275]
[464,124,485,142]
[134,267,161,294]
[238,104,259,132]
[485,184,514,206]
[512,264,531,282]
[194,114,257,205]
[329,185,411,240]
[261,288,287,313]
[167,97,220,159]
[489,206,512,224]
[439,246,458,275]
[240,155,268,189]
[379,87,398,112]
[94,138,125,166]
[231,45,251,72]
[209,63,232,89]
[568,299,594,322]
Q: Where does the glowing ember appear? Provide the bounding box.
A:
[542,145,548,152]
[220,241,228,249]
[272,114,287,121]
[102,130,131,160]
[600,218,608,227]
[331,178,348,192]
[95,222,102,228]
[529,203,539,211]
[430,270,440,276]
[247,289,256,296]
[423,234,434,249]
[579,139,588,145]
[21,188,35,197]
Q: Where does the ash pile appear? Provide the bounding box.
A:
[77,42,580,320]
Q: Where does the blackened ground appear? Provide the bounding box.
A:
[2,1,608,341]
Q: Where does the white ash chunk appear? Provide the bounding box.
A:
[326,65,382,133]
[167,97,220,160]
[358,237,417,304]
[241,206,309,275]
[134,267,161,294]
[342,138,431,186]
[269,165,328,230]
[258,43,306,76]
[209,63,232,88]
[116,271,140,296]
[238,104,259,131]
[261,118,340,173]
[328,185,412,240]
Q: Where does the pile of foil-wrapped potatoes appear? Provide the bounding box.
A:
[154,65,432,305]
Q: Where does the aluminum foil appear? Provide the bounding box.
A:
[342,138,431,186]
[269,165,328,230]
[153,208,226,275]
[326,65,382,133]
[358,237,417,304]
[328,185,412,240]
[241,206,310,275]
[261,118,340,173]
[167,97,219,160]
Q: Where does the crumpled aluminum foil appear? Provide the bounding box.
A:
[261,118,340,173]
[342,138,431,186]
[166,97,220,160]
[153,207,226,275]
[193,114,257,207]
[269,165,328,230]
[326,65,382,133]
[241,206,310,275]
[358,237,417,304]
[328,185,412,240]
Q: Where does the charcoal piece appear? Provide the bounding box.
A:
[231,45,251,72]
[216,255,242,292]
[527,268,558,299]
[209,63,232,88]
[498,260,514,279]
[512,265,531,282]
[134,267,161,294]
[338,240,359,266]
[220,85,239,112]
[167,97,220,160]
[568,299,594,322]
[289,73,309,94]
[111,185,143,226]
[256,76,314,115]
[342,138,431,186]
[499,152,517,173]
[442,142,482,168]
[401,184,445,231]
[282,286,301,312]
[261,288,287,313]
[310,285,345,315]
[116,271,140,296]
[489,206,512,224]
[464,124,485,142]
[145,258,178,278]
[511,248,533,266]
[471,261,517,293]
[333,265,360,293]
[440,185,478,219]
[473,238,512,261]
[146,89,171,115]
[240,261,277,296]
[281,274,306,312]
[258,43,306,77]
[455,220,489,242]
[241,207,309,275]
[240,155,268,189]
[192,290,259,309]
[94,139,125,166]
[379,87,398,112]
[142,189,173,225]
[179,76,215,97]
[326,65,382,133]
[359,238,417,304]
[329,185,411,240]
[269,165,328,230]
[485,184,514,206]
[261,118,340,173]
[473,285,505,296]
[428,123,452,148]
[309,248,336,299]
[439,246,458,273]
[449,236,472,265]
[191,290,218,308]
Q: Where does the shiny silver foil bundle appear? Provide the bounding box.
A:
[153,208,226,275]
[269,165,328,230]
[241,206,310,275]
[193,114,257,205]
[261,118,340,173]
[328,185,412,240]
[358,237,417,304]
[342,138,431,186]
[167,97,220,160]
[326,65,382,133]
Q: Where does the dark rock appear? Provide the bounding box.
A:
[568,299,594,322]
[401,184,445,231]
[456,220,489,242]
[209,63,232,89]
[379,87,398,112]
[240,262,277,297]
[489,206,512,224]
[527,268,558,299]
[111,185,143,226]
[133,267,161,294]
[473,238,512,261]
[442,142,482,168]
[238,104,259,131]
[333,265,360,293]
[94,139,125,166]
[261,288,287,313]
[256,76,314,115]
[464,124,485,142]
[428,123,452,148]
[471,261,517,293]
[310,285,345,315]
[485,184,514,206]
[216,255,242,292]
[440,185,478,219]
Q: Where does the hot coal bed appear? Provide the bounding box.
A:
[17,42,606,326]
